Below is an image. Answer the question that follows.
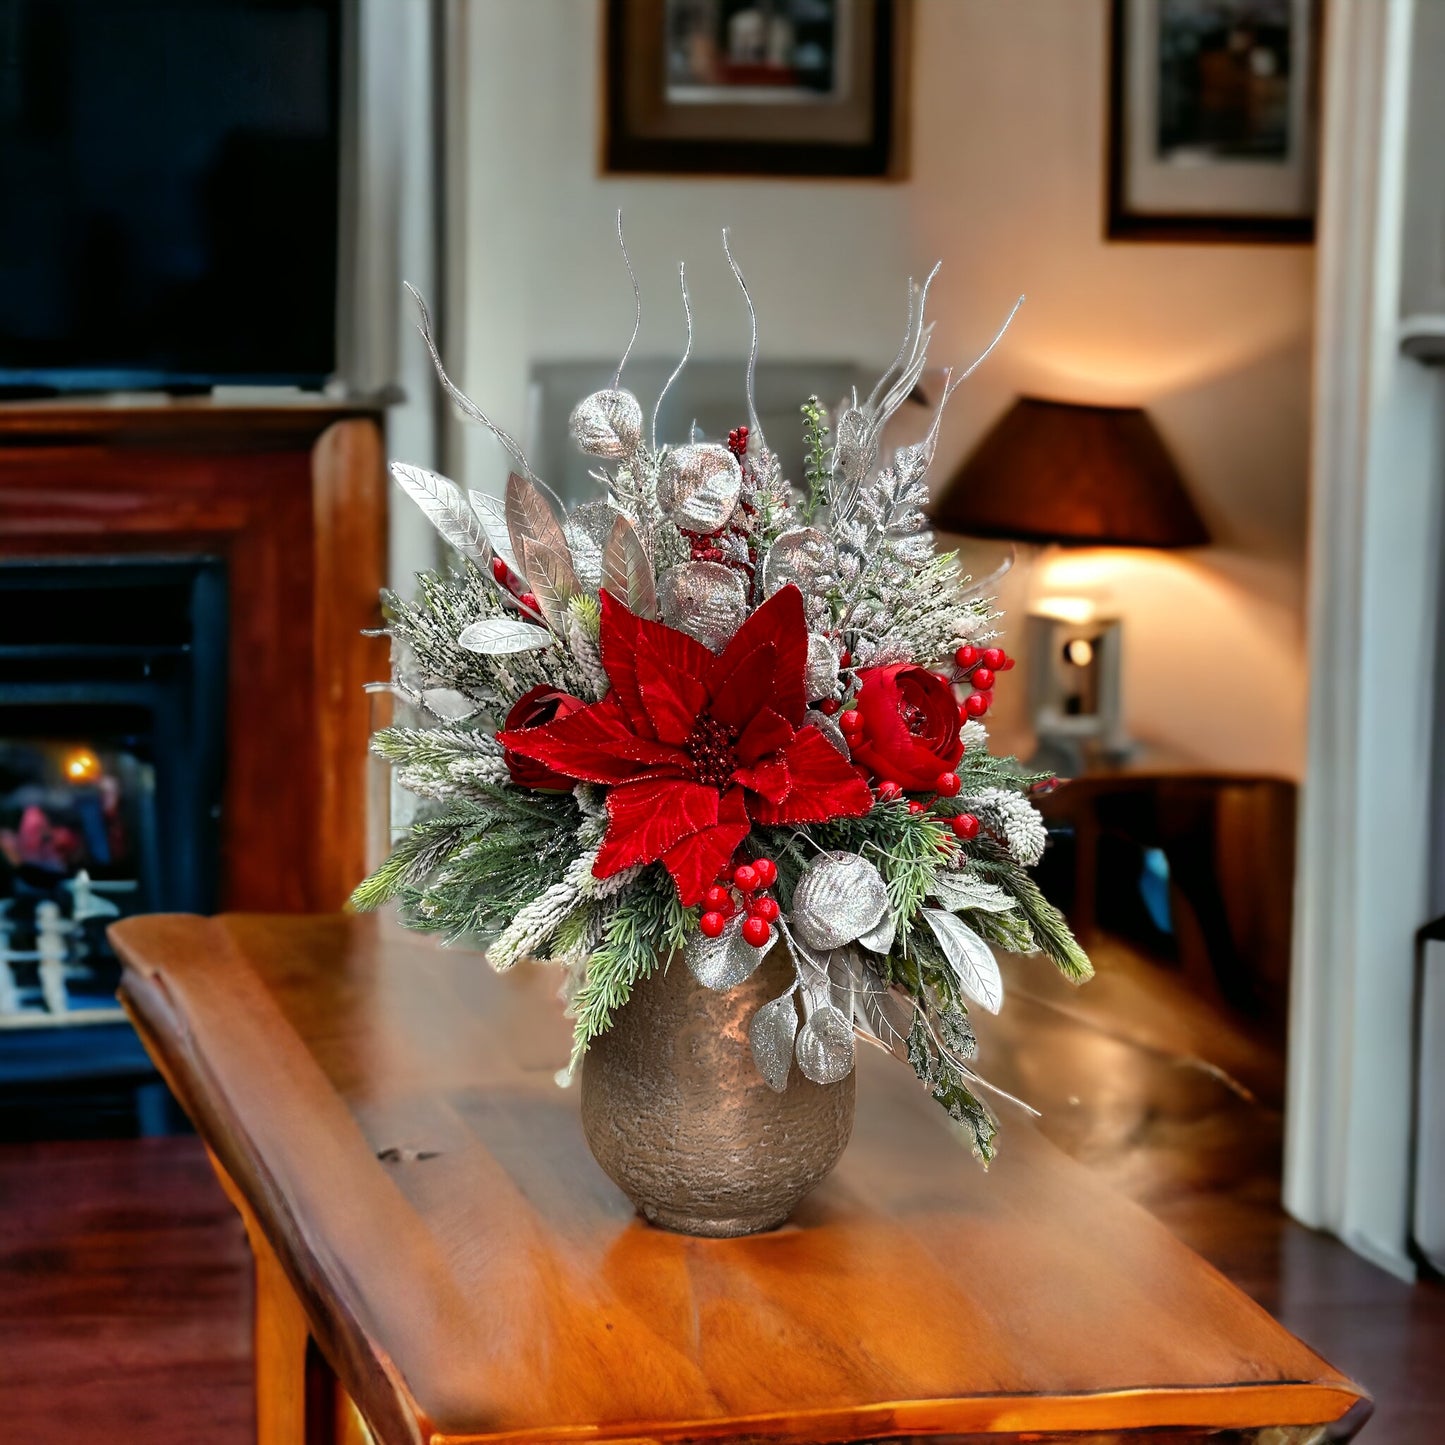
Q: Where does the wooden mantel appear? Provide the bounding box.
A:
[0,396,390,912]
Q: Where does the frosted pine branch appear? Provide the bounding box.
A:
[566,615,609,700]
[395,754,510,798]
[968,787,1048,866]
[960,719,989,751]
[370,725,504,765]
[563,845,640,900]
[487,880,582,971]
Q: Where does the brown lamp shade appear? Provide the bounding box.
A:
[929,397,1210,548]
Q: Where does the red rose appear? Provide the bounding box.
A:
[503,686,586,790]
[850,664,963,791]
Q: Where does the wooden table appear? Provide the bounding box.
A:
[110,914,1370,1445]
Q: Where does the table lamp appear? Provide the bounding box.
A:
[928,396,1209,772]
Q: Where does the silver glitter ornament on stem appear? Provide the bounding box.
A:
[569,389,643,459]
[657,443,743,533]
[580,948,854,1237]
[657,561,748,651]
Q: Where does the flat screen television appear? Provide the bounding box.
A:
[0,0,342,394]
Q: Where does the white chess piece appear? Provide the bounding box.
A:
[0,902,17,1017]
[36,901,70,1015]
[64,870,120,970]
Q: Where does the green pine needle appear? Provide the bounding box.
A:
[568,867,693,1067]
[348,801,495,912]
[972,851,1093,983]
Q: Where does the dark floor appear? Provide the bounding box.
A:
[1,937,1442,1444]
[0,1133,253,1442]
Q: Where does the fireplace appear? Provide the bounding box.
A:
[0,559,228,1136]
[0,399,389,1137]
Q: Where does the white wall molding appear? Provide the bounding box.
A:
[1285,0,1444,1280]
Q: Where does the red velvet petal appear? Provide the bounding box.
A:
[708,585,808,725]
[734,705,794,765]
[598,591,654,738]
[498,694,684,785]
[705,640,778,734]
[732,752,790,804]
[594,779,722,877]
[849,732,942,791]
[636,632,710,745]
[748,727,874,825]
[661,786,751,905]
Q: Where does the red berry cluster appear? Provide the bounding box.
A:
[490,555,540,618]
[952,644,1015,720]
[726,425,750,458]
[681,529,731,566]
[699,855,779,947]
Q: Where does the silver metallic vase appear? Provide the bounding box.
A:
[580,949,855,1237]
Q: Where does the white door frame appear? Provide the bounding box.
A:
[1284,0,1444,1281]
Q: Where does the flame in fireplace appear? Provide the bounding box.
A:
[63,748,101,783]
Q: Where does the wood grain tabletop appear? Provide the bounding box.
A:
[111,913,1368,1445]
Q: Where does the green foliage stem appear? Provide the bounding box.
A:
[800,395,832,522]
[569,867,693,1067]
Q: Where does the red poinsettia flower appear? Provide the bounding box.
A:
[497,584,873,904]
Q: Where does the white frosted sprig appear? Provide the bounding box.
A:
[969,788,1048,867]
[566,615,609,700]
[487,880,581,972]
[395,754,510,799]
[961,719,990,751]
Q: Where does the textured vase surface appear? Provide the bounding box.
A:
[580,949,855,1237]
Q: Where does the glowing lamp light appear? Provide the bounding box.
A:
[63,748,101,782]
[1032,594,1097,625]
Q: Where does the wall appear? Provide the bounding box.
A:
[452,0,1315,777]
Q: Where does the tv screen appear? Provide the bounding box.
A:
[0,0,341,393]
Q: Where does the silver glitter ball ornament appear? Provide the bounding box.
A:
[657,562,748,651]
[657,444,742,533]
[762,527,836,599]
[569,389,643,459]
[791,851,890,953]
[563,500,623,592]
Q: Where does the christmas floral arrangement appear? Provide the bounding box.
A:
[352,232,1091,1164]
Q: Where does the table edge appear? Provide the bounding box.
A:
[113,915,433,1445]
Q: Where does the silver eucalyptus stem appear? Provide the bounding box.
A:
[650,262,694,454]
[612,209,642,390]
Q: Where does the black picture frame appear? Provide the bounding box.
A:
[1107,0,1319,244]
[603,0,907,179]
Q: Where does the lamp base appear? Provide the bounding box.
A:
[1027,613,1130,778]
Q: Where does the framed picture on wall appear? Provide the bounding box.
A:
[603,0,908,178]
[1107,0,1319,242]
